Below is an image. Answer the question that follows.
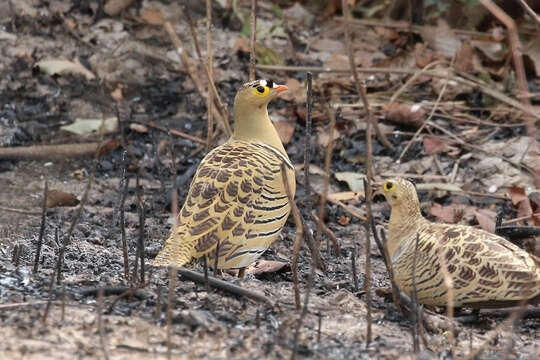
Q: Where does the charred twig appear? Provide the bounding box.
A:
[304,73,314,238]
[249,0,257,81]
[291,258,315,360]
[33,180,48,273]
[313,214,340,256]
[97,288,110,360]
[213,239,220,276]
[136,172,146,284]
[203,255,209,292]
[351,245,359,292]
[256,65,540,120]
[119,151,130,280]
[42,227,59,324]
[11,243,20,267]
[341,0,393,152]
[206,0,214,151]
[0,142,111,161]
[317,313,323,343]
[80,286,150,300]
[281,163,302,310]
[176,268,274,305]
[166,267,176,360]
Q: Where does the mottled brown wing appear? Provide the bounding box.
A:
[393,223,540,307]
[153,140,295,269]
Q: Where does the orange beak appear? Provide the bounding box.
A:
[275,85,288,93]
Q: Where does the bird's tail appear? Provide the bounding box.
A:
[152,231,194,267]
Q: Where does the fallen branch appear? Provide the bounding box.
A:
[176,268,274,306]
[0,142,112,161]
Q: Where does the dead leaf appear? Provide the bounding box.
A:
[430,203,461,223]
[337,215,350,226]
[35,59,96,80]
[384,102,425,128]
[46,190,80,208]
[273,121,295,145]
[295,107,326,123]
[311,38,345,53]
[279,78,306,103]
[61,117,118,136]
[472,40,505,63]
[334,172,365,192]
[455,42,474,73]
[508,186,528,206]
[140,8,164,25]
[245,260,290,275]
[475,209,496,233]
[423,136,452,155]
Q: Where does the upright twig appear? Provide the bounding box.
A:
[119,151,130,280]
[363,223,372,347]
[304,73,314,231]
[97,288,110,360]
[351,244,359,292]
[342,0,393,152]
[33,180,48,273]
[42,227,59,324]
[166,267,176,360]
[281,163,302,311]
[213,239,220,276]
[291,265,315,360]
[249,0,257,81]
[206,0,214,151]
[136,172,146,284]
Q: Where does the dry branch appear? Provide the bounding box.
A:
[0,142,109,161]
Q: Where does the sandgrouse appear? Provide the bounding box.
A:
[382,178,540,308]
[153,79,295,270]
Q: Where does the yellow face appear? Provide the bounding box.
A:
[235,79,288,107]
[381,178,416,206]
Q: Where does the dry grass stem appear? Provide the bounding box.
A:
[119,151,130,280]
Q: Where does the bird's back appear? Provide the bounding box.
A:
[153,139,295,269]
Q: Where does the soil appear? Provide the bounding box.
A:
[0,1,539,359]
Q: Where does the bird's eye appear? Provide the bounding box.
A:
[384,182,395,191]
[256,86,265,93]
[253,85,269,97]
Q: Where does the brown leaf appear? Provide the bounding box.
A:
[273,121,295,145]
[245,260,290,275]
[295,107,326,123]
[327,191,362,202]
[279,78,306,103]
[140,9,164,25]
[337,215,350,226]
[423,136,452,155]
[384,102,425,128]
[46,189,80,208]
[508,186,528,206]
[430,203,460,223]
[420,19,462,58]
[475,209,496,233]
[455,42,474,73]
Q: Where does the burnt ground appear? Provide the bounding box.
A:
[0,1,539,359]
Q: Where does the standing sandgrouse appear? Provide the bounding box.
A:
[153,79,295,270]
[382,178,540,308]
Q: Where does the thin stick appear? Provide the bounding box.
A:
[351,245,358,292]
[176,268,273,305]
[139,119,206,144]
[0,142,108,161]
[249,0,257,81]
[203,255,209,292]
[166,267,176,360]
[304,73,314,235]
[344,0,393,151]
[379,229,401,310]
[97,288,110,360]
[313,214,340,255]
[206,0,214,151]
[136,173,146,284]
[0,206,41,216]
[213,238,220,275]
[42,227,59,324]
[33,180,48,273]
[119,151,130,280]
[255,65,539,120]
[517,0,540,25]
[281,163,302,310]
[291,257,315,360]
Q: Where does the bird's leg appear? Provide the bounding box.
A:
[455,308,481,324]
[238,268,246,279]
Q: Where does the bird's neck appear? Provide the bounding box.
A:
[388,201,425,260]
[232,103,287,156]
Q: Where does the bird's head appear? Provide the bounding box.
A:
[381,178,418,208]
[234,79,288,109]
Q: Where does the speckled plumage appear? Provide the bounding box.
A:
[382,178,540,308]
[153,80,295,269]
